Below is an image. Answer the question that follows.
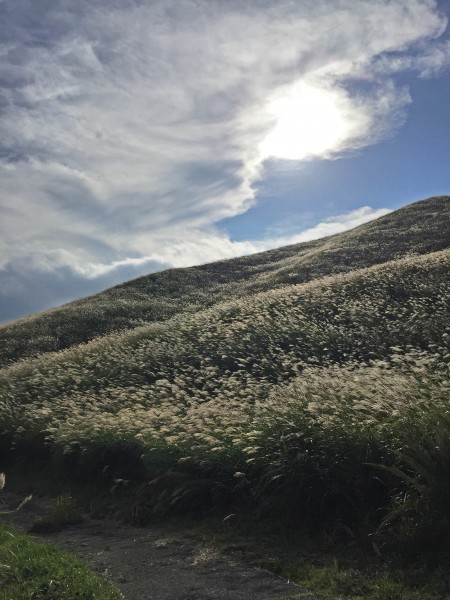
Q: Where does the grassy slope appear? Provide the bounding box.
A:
[1,195,450,599]
[0,248,448,500]
[1,248,448,414]
[0,246,449,598]
[0,195,448,368]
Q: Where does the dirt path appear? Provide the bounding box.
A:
[45,519,317,599]
[4,494,320,600]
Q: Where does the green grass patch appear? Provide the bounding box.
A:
[288,562,448,600]
[0,522,122,600]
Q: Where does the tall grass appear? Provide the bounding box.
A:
[0,248,449,551]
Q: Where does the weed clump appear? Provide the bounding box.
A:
[29,494,83,533]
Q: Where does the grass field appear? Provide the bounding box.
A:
[1,247,449,544]
[1,195,449,598]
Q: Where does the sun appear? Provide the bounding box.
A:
[259,82,358,161]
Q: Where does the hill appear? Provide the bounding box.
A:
[1,194,450,599]
[0,240,449,527]
[0,195,448,368]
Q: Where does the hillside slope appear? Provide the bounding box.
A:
[2,247,448,419]
[0,195,448,368]
[0,246,448,534]
[1,200,450,571]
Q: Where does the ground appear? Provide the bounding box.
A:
[2,492,320,600]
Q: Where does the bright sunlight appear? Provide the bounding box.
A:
[259,82,368,161]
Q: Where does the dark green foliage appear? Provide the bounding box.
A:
[377,406,450,551]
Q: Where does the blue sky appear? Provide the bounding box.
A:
[223,68,450,241]
[0,0,449,322]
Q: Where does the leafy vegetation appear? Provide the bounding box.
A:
[1,246,449,539]
[29,494,83,533]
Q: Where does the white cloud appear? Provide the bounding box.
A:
[0,202,391,323]
[34,205,391,278]
[0,0,448,318]
[369,38,450,78]
[414,39,450,77]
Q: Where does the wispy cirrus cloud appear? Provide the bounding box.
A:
[0,205,390,323]
[0,0,448,320]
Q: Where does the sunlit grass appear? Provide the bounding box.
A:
[0,197,449,598]
[0,248,449,549]
[0,196,448,368]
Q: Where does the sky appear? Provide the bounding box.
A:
[0,0,449,323]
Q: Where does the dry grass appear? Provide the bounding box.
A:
[0,195,448,368]
[0,248,449,549]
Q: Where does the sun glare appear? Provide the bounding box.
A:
[260,82,358,161]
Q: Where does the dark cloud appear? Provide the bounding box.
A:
[0,257,168,324]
